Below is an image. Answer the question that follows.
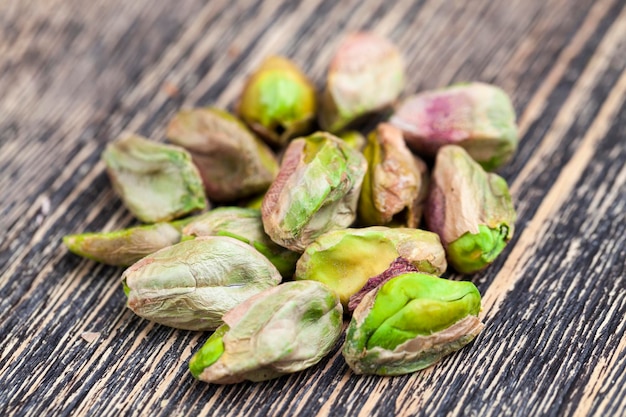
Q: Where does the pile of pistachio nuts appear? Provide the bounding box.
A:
[64,32,518,383]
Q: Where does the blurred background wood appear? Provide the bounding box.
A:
[1,0,624,415]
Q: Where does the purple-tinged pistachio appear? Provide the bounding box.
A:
[262,132,367,252]
[348,257,417,313]
[338,130,367,152]
[189,281,342,384]
[425,145,516,274]
[122,236,281,331]
[342,270,484,376]
[166,107,279,202]
[359,123,429,227]
[294,226,447,308]
[102,134,207,223]
[238,56,317,146]
[319,32,405,133]
[63,220,189,266]
[390,82,518,170]
[183,207,300,278]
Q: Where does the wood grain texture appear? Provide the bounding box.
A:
[1,0,625,416]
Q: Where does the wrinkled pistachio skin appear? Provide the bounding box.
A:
[342,272,484,376]
[319,32,405,133]
[238,56,317,146]
[189,281,343,384]
[183,207,300,278]
[262,132,367,252]
[358,123,428,227]
[295,227,447,308]
[102,134,207,223]
[122,236,282,331]
[166,107,278,202]
[63,222,182,266]
[390,82,518,170]
[425,145,516,274]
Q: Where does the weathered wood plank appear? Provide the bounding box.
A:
[1,0,625,416]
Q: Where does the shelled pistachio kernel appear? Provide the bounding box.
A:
[189,280,343,384]
[319,32,405,133]
[359,123,428,227]
[261,131,367,252]
[425,145,516,274]
[102,134,206,223]
[183,206,299,278]
[166,107,278,203]
[63,221,184,266]
[238,56,317,146]
[342,271,484,375]
[391,82,518,171]
[122,236,281,331]
[295,226,446,308]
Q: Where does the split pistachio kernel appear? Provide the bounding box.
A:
[342,272,484,376]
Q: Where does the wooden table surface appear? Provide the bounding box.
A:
[1,0,625,415]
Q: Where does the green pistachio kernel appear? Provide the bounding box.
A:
[102,134,207,223]
[189,281,343,384]
[189,324,230,379]
[447,224,510,274]
[295,227,447,308]
[342,272,484,376]
[238,56,316,146]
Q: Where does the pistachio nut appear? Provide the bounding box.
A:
[261,132,367,252]
[166,107,279,202]
[358,123,429,227]
[238,56,317,146]
[390,82,518,170]
[183,207,300,278]
[63,220,186,266]
[189,280,343,384]
[122,236,282,331]
[342,270,484,376]
[319,32,405,133]
[294,226,447,308]
[425,145,516,274]
[102,134,207,223]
